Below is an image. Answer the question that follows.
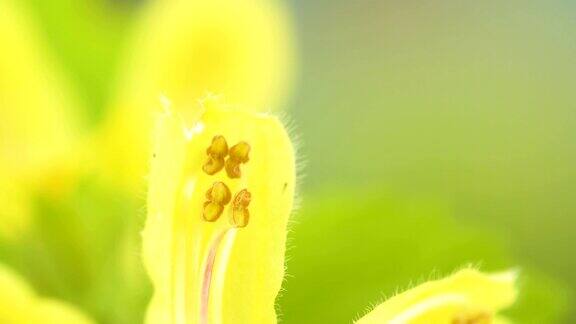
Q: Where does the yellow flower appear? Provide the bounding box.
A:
[0,262,94,323]
[0,0,82,239]
[143,98,517,323]
[98,0,294,191]
[356,268,518,324]
[142,98,295,323]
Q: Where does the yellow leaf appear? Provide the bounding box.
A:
[142,98,295,323]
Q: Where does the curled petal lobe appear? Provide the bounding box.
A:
[355,268,518,324]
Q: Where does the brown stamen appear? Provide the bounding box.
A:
[230,189,251,228]
[203,136,228,175]
[225,142,250,178]
[202,182,231,222]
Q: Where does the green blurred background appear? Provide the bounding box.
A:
[2,0,576,322]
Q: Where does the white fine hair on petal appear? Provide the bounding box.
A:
[159,93,172,115]
[183,121,205,141]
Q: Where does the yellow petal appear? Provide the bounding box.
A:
[121,0,292,114]
[97,0,294,191]
[0,263,94,324]
[356,268,518,324]
[0,0,81,175]
[0,0,82,238]
[143,98,295,324]
[0,172,31,240]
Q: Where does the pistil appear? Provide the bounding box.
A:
[199,229,233,324]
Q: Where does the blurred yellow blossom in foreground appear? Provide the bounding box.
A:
[0,262,93,323]
[0,0,82,239]
[97,0,294,192]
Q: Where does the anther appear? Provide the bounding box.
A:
[203,135,228,175]
[230,189,251,228]
[225,141,250,178]
[207,135,229,156]
[206,181,231,205]
[203,202,224,222]
[202,182,231,222]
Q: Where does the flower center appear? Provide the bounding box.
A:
[201,135,252,227]
[197,135,252,324]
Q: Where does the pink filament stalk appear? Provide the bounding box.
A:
[200,230,229,324]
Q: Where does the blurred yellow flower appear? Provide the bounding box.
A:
[0,262,94,323]
[356,268,518,324]
[142,98,295,323]
[0,173,31,240]
[0,0,83,239]
[97,0,294,191]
